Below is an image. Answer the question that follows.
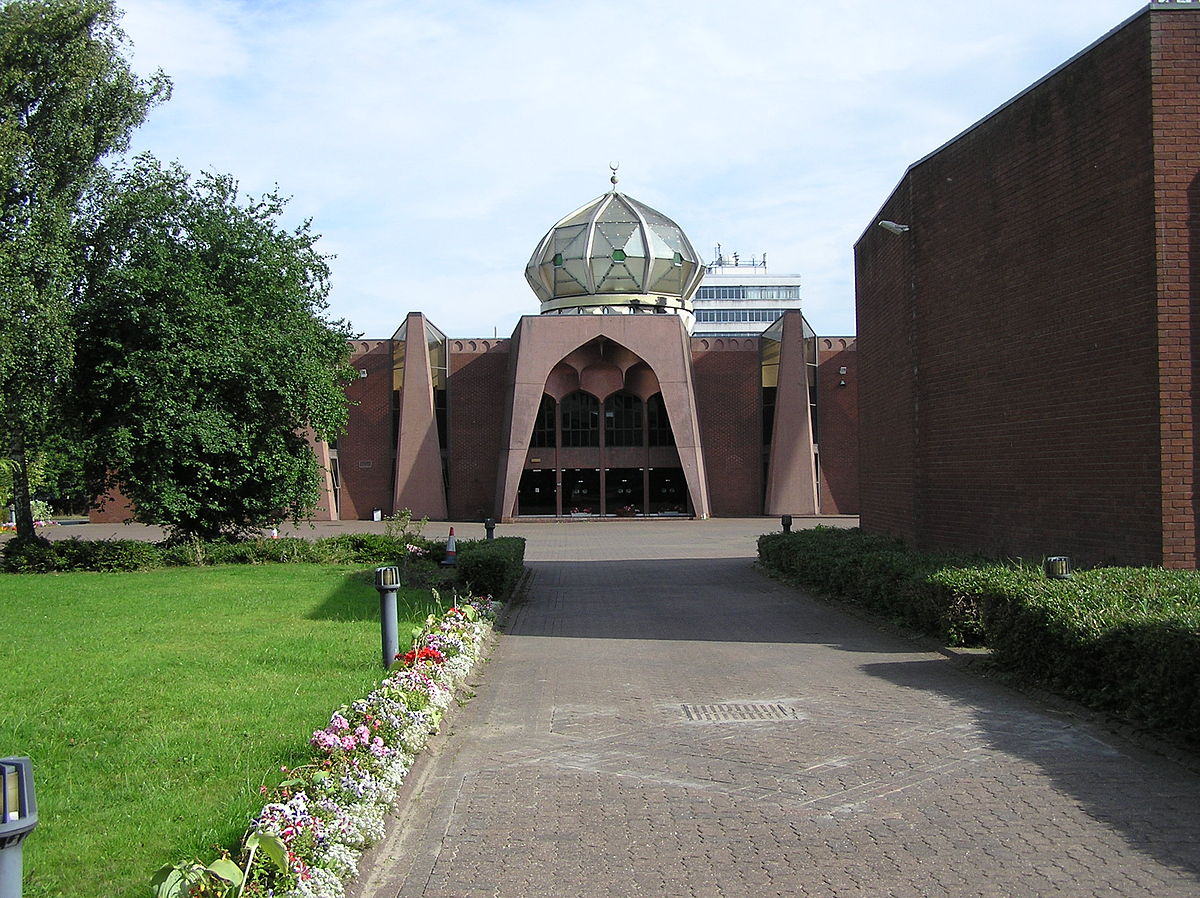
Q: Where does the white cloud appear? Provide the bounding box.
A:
[115,0,1144,337]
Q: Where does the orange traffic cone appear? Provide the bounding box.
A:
[442,526,457,567]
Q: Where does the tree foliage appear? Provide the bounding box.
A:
[74,156,355,541]
[0,0,168,539]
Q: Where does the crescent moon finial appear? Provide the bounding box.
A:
[609,161,619,189]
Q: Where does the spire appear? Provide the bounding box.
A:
[609,161,619,191]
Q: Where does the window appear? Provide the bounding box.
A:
[560,392,599,447]
[604,392,643,447]
[646,393,674,446]
[531,395,556,448]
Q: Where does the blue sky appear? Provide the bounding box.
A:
[117,0,1144,338]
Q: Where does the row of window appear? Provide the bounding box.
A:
[532,391,674,448]
[694,309,789,323]
[695,286,800,300]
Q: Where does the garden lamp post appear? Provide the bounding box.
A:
[0,757,37,898]
[1044,556,1073,579]
[375,566,400,670]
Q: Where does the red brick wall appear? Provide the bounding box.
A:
[857,11,1172,565]
[339,340,395,520]
[855,190,917,543]
[817,338,859,514]
[446,339,510,520]
[691,338,763,516]
[1151,11,1200,568]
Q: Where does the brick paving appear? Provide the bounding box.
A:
[348,518,1200,897]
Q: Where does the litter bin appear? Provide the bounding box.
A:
[1,757,37,898]
[371,508,382,522]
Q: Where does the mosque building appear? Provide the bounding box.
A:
[91,175,859,525]
[317,173,859,523]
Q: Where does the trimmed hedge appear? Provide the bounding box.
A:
[758,527,1200,745]
[456,537,526,600]
[758,528,986,645]
[0,532,445,573]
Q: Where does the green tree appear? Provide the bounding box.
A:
[0,0,169,539]
[74,156,355,541]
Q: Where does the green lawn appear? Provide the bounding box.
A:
[0,564,439,898]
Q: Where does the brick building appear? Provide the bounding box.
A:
[326,185,859,523]
[854,0,1199,567]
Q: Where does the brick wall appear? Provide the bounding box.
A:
[817,338,859,514]
[339,340,395,519]
[1151,11,1200,567]
[856,11,1175,565]
[855,189,917,543]
[446,338,510,520]
[692,338,763,516]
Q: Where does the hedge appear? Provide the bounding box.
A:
[456,537,526,600]
[0,532,445,573]
[758,527,1200,745]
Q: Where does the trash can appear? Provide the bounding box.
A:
[371,508,382,522]
[1,757,37,898]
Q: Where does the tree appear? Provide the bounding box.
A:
[0,0,169,539]
[74,156,355,541]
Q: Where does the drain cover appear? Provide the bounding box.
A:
[682,703,802,722]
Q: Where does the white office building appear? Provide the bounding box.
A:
[692,247,805,337]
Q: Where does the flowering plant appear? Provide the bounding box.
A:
[154,594,501,898]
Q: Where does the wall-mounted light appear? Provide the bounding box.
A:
[839,367,847,375]
[877,220,910,235]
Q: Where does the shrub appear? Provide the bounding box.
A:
[759,527,1200,746]
[457,537,525,599]
[0,537,165,572]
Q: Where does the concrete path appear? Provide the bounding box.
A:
[350,519,1199,897]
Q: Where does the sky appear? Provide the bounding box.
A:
[115,0,1146,339]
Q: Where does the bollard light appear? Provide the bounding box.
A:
[374,566,401,669]
[781,514,792,533]
[0,757,37,898]
[484,517,495,540]
[1044,556,1073,579]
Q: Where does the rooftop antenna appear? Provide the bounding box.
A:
[609,161,619,191]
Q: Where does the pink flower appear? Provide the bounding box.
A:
[340,735,357,751]
[330,713,350,731]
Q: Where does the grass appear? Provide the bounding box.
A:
[0,564,447,898]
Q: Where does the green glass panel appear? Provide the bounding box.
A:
[612,249,626,262]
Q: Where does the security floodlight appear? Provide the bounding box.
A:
[877,220,910,235]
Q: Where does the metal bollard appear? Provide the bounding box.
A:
[0,757,37,898]
[1044,556,1073,579]
[781,514,792,533]
[374,566,400,669]
[484,517,495,540]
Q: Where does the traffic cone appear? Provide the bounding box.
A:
[442,526,457,567]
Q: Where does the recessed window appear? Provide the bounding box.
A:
[672,252,683,266]
[612,249,626,262]
[553,253,564,266]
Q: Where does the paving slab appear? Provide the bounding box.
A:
[349,521,1200,897]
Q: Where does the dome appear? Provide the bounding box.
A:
[525,188,704,330]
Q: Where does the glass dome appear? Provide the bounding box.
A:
[525,190,704,329]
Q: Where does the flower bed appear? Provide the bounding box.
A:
[154,595,502,898]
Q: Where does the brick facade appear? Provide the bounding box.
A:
[817,338,859,516]
[691,337,764,516]
[855,5,1200,567]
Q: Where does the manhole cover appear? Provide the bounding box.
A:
[682,703,802,722]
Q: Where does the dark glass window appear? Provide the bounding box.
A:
[560,392,600,447]
[646,393,674,447]
[531,394,556,448]
[604,392,643,447]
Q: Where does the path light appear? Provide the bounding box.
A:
[0,757,37,898]
[781,514,792,533]
[1044,556,1073,579]
[484,517,495,541]
[375,566,400,670]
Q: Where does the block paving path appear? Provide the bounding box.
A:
[350,520,1200,897]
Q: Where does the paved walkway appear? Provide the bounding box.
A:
[345,520,1200,898]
